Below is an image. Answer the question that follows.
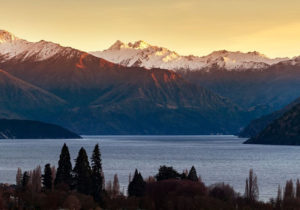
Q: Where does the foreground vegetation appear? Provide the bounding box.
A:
[0,144,299,209]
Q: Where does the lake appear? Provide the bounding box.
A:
[0,135,299,201]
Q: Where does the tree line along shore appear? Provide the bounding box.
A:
[0,144,299,209]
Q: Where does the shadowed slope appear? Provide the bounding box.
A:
[0,119,80,139]
[0,69,66,120]
[245,103,300,145]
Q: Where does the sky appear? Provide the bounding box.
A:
[1,0,300,58]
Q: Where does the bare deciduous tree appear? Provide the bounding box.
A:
[16,168,22,188]
[284,179,294,200]
[106,180,112,197]
[112,174,120,197]
[275,185,282,209]
[244,169,259,201]
[29,165,42,193]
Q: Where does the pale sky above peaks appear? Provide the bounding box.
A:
[1,0,300,58]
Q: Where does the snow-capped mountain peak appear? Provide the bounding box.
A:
[108,40,151,51]
[129,40,150,49]
[91,41,289,71]
[205,50,285,66]
[0,31,292,72]
[0,30,19,43]
[0,30,78,62]
[108,40,126,50]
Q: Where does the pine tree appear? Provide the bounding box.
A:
[22,172,30,189]
[91,144,103,201]
[128,169,146,197]
[42,164,53,190]
[155,165,181,181]
[296,179,300,199]
[73,147,92,195]
[101,171,105,190]
[187,166,198,182]
[55,143,72,188]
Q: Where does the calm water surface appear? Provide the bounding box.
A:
[0,135,299,201]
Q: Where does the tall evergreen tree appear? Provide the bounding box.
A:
[155,165,181,181]
[22,171,30,189]
[42,163,53,190]
[128,169,146,197]
[73,147,92,195]
[91,144,103,201]
[187,166,199,182]
[55,143,72,188]
[296,179,300,199]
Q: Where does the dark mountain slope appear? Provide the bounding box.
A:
[245,103,300,145]
[181,66,300,118]
[0,69,66,120]
[240,97,300,137]
[0,45,244,134]
[0,119,80,139]
[62,69,244,134]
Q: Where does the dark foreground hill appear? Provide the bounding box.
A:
[0,119,81,139]
[244,103,300,145]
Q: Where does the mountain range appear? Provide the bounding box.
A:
[0,30,244,134]
[92,40,300,116]
[91,40,288,71]
[0,29,299,135]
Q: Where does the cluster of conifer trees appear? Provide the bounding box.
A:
[17,143,104,202]
[7,144,300,209]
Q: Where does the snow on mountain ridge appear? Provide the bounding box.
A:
[0,31,79,62]
[0,30,19,43]
[91,41,289,71]
[129,40,150,49]
[108,40,154,50]
[0,30,291,71]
